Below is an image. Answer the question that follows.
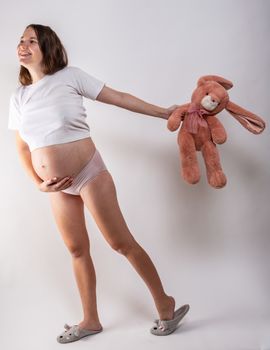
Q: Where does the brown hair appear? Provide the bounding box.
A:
[19,24,68,86]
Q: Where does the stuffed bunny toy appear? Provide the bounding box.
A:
[167,75,265,188]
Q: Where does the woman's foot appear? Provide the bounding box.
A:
[56,322,103,343]
[150,303,190,336]
[156,295,176,320]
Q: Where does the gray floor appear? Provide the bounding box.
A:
[2,265,269,350]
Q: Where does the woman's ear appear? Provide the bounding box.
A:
[226,101,265,134]
[198,75,233,90]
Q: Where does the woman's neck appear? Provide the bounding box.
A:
[28,67,46,84]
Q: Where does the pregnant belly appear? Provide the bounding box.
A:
[31,137,96,181]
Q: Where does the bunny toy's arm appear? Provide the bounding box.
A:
[167,103,190,131]
[207,115,227,144]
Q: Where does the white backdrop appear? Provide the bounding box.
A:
[1,1,270,349]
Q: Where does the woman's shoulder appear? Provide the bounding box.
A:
[54,65,85,81]
[11,84,23,98]
[59,65,82,74]
[58,66,99,83]
[9,85,23,108]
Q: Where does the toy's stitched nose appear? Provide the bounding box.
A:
[209,94,219,103]
[201,95,219,111]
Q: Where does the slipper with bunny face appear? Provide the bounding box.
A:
[57,323,102,343]
[150,304,190,336]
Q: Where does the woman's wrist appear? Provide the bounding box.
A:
[159,108,170,120]
[154,105,180,120]
[153,106,170,120]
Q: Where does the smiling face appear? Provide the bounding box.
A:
[17,27,44,71]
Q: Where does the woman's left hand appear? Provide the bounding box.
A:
[166,105,181,120]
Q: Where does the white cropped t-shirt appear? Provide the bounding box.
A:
[8,66,105,152]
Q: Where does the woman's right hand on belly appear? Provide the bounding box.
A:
[38,176,74,192]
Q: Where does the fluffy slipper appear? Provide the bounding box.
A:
[150,304,190,336]
[57,323,102,343]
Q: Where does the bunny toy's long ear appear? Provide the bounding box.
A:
[198,75,233,90]
[167,103,190,131]
[226,101,265,134]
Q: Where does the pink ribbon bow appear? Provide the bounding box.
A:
[185,106,210,134]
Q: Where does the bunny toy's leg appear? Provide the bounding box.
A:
[201,140,227,188]
[178,130,200,184]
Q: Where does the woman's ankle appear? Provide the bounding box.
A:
[156,295,175,320]
[78,319,102,330]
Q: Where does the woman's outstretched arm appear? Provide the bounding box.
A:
[96,86,178,120]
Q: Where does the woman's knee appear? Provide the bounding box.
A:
[66,238,90,258]
[109,237,138,256]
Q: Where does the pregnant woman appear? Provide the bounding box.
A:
[8,24,190,343]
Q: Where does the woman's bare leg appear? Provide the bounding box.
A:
[48,191,102,330]
[80,171,175,320]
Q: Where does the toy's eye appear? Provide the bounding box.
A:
[206,92,209,95]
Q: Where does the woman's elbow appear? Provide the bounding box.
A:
[15,132,29,152]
